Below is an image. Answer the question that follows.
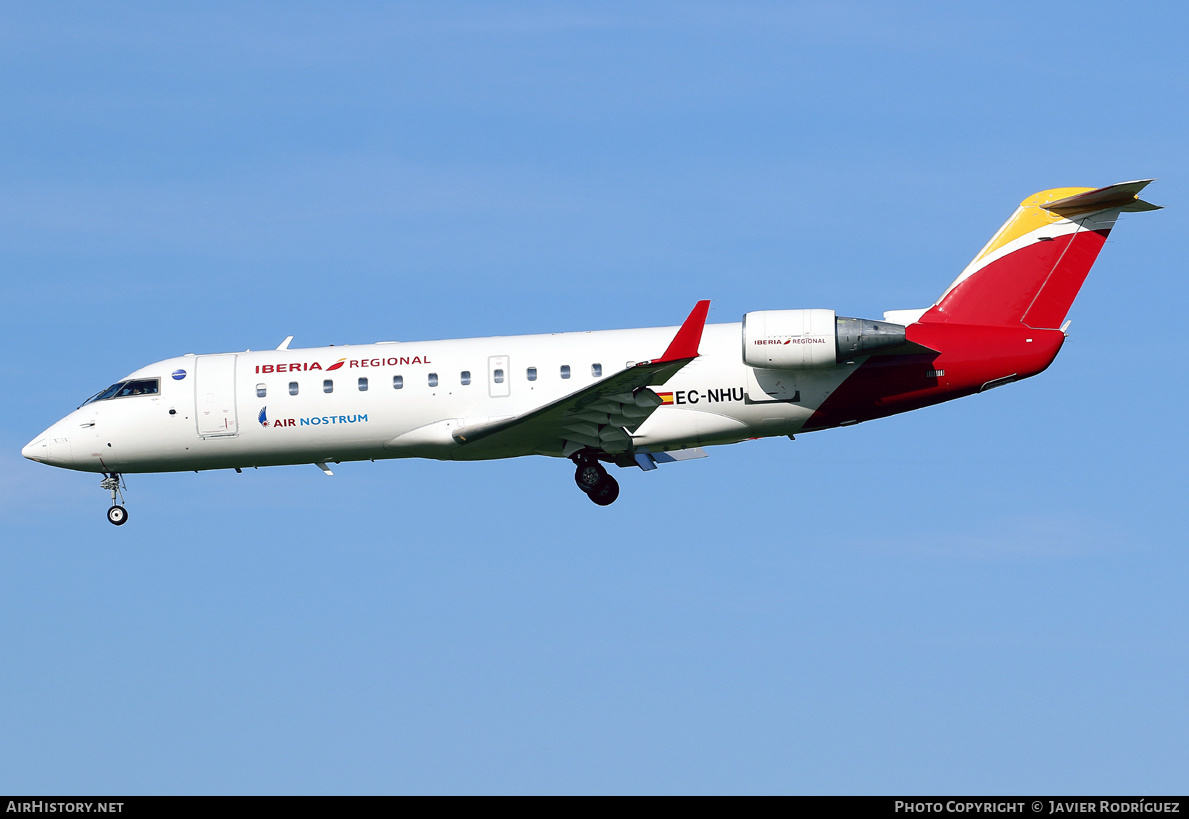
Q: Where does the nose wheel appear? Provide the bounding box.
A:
[572,457,620,506]
[100,473,128,526]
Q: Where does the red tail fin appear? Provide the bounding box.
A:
[923,181,1157,328]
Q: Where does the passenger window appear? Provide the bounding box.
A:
[289,382,299,396]
[358,377,368,391]
[393,375,404,390]
[561,365,571,379]
[526,367,537,381]
[461,371,471,385]
[591,363,602,377]
[494,369,505,384]
[256,384,267,398]
[428,373,438,387]
[323,379,333,394]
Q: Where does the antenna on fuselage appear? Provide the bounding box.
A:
[276,336,294,351]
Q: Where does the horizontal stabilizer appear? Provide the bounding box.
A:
[1120,199,1162,212]
[1043,179,1160,217]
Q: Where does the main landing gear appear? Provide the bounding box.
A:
[572,456,620,506]
[100,473,128,526]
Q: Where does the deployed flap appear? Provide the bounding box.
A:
[652,447,707,462]
[453,301,710,457]
[634,446,707,471]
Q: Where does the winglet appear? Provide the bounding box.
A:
[656,300,711,363]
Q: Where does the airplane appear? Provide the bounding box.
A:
[22,180,1159,524]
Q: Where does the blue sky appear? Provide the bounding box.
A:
[2,2,1186,794]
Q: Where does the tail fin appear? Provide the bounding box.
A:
[923,180,1159,328]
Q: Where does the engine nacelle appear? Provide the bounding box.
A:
[743,309,838,369]
[742,310,906,369]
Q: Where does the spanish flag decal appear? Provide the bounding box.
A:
[657,392,675,405]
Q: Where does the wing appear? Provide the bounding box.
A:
[453,301,710,459]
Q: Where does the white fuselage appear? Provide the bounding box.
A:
[23,321,861,474]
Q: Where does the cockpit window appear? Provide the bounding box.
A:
[83,378,160,405]
[84,383,124,404]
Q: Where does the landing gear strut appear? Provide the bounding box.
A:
[572,456,620,506]
[100,473,128,526]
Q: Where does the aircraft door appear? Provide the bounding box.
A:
[195,354,239,437]
[488,355,510,398]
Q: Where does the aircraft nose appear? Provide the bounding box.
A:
[22,435,48,462]
[23,422,74,467]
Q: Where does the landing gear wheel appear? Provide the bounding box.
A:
[587,474,620,506]
[574,461,607,493]
[100,473,128,526]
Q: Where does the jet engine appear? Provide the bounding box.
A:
[742,309,907,369]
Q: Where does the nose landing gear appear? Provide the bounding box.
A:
[100,473,128,526]
[572,456,620,506]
